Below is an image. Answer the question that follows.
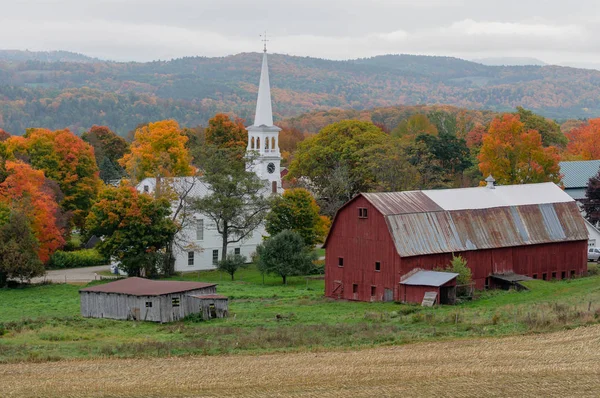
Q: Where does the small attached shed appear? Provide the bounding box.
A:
[399,270,459,305]
[79,277,228,322]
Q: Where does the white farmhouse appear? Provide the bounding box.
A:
[137,47,282,271]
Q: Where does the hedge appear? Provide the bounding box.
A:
[48,249,108,269]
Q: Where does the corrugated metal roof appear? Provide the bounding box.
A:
[189,294,228,300]
[363,191,443,215]
[559,160,600,188]
[386,202,587,257]
[80,277,216,296]
[400,271,459,286]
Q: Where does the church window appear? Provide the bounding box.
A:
[256,137,260,150]
[251,137,255,149]
[265,137,269,150]
[272,137,276,151]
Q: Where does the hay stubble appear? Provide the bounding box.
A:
[2,325,600,397]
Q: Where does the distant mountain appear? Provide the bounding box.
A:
[472,57,547,66]
[0,50,98,63]
[1,51,600,136]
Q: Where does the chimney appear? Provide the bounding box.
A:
[485,175,495,189]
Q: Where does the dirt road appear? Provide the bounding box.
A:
[2,324,599,397]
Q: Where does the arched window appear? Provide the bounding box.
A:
[265,136,270,150]
[251,136,255,149]
[256,137,260,150]
[271,137,276,151]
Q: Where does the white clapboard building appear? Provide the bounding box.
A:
[137,48,282,271]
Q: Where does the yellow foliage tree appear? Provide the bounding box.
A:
[120,120,194,181]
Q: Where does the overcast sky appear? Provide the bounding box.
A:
[2,0,599,67]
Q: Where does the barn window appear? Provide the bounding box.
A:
[352,284,358,294]
[561,271,566,280]
[338,257,344,267]
[532,274,538,279]
[551,272,557,280]
[188,251,194,266]
[570,270,576,278]
[235,248,241,256]
[145,301,152,308]
[196,219,204,241]
[375,262,381,272]
[542,273,547,281]
[371,286,376,297]
[358,208,368,218]
[212,250,219,265]
[172,297,180,307]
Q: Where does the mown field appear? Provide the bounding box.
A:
[1,265,600,364]
[2,325,600,397]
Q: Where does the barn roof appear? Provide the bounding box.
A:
[325,182,588,257]
[80,277,216,296]
[400,271,458,287]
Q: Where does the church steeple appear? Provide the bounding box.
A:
[246,36,282,193]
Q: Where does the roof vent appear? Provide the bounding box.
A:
[485,175,496,189]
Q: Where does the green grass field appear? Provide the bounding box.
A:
[1,265,599,363]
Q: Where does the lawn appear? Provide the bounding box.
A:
[1,265,599,363]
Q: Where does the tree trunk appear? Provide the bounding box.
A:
[231,273,234,281]
[282,275,287,285]
[221,223,228,262]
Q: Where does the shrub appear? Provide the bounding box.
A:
[48,249,107,269]
[588,263,599,276]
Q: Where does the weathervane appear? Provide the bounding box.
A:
[260,31,269,53]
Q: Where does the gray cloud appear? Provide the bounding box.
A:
[1,0,598,67]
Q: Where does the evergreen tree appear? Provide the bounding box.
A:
[584,170,600,226]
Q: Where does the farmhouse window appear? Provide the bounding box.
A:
[145,302,152,308]
[212,250,219,265]
[188,251,194,266]
[196,219,204,241]
[371,286,376,297]
[352,284,358,294]
[172,297,180,307]
[234,248,241,255]
[375,262,381,271]
[338,257,344,267]
[358,207,368,218]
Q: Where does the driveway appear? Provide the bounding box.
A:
[32,265,112,284]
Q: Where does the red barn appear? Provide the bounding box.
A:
[324,181,588,303]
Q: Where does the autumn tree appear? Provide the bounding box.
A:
[191,147,271,262]
[516,107,567,148]
[82,125,129,183]
[0,129,9,142]
[85,184,177,277]
[256,230,317,285]
[478,114,561,185]
[392,114,438,138]
[0,210,45,286]
[289,120,388,205]
[7,128,100,229]
[583,170,600,226]
[564,118,600,160]
[266,188,330,248]
[0,160,65,263]
[278,127,305,165]
[205,114,247,150]
[120,120,194,182]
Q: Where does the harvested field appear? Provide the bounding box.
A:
[2,325,600,397]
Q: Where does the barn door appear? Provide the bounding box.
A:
[332,280,343,298]
[384,289,393,302]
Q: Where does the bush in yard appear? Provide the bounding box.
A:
[217,253,248,281]
[48,249,107,269]
[435,254,472,296]
[256,230,317,284]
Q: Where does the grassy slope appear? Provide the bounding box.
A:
[0,266,599,363]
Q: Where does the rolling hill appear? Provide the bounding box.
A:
[0,51,599,136]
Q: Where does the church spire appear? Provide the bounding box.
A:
[253,37,274,127]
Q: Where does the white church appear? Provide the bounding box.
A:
[137,47,282,272]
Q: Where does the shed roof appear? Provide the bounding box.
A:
[400,271,459,287]
[189,294,228,300]
[559,160,600,189]
[80,277,216,296]
[325,182,588,256]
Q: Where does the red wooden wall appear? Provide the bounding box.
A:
[325,197,588,302]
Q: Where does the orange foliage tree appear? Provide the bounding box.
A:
[0,161,65,262]
[7,128,100,229]
[564,118,600,160]
[205,114,247,150]
[120,120,194,182]
[478,114,561,185]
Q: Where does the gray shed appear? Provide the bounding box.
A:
[79,277,229,322]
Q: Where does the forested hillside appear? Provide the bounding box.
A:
[1,51,599,135]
